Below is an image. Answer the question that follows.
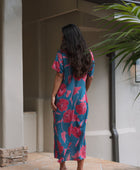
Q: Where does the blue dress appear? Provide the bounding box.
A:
[52,49,95,163]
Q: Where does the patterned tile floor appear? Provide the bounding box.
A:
[0,152,140,170]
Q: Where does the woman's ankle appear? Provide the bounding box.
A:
[60,161,66,169]
[77,159,84,170]
[77,167,83,170]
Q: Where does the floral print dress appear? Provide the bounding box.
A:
[51,49,95,163]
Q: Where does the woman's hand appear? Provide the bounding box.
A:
[51,95,57,111]
[51,72,63,111]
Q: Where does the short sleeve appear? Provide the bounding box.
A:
[52,51,64,73]
[88,49,95,77]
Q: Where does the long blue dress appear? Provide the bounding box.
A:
[52,49,95,163]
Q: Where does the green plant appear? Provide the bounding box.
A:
[88,0,140,100]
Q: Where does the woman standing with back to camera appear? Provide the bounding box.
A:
[51,24,95,170]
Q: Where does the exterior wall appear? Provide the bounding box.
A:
[0,0,24,148]
[23,22,39,111]
[24,112,37,152]
[115,54,140,166]
[23,14,44,152]
[85,43,111,160]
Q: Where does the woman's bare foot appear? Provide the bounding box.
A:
[60,161,67,170]
[77,159,84,170]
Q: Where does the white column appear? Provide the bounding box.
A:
[1,0,24,148]
[0,1,3,148]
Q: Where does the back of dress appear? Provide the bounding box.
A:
[51,49,95,163]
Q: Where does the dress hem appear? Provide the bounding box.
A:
[54,156,86,163]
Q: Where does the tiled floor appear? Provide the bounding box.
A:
[0,152,140,170]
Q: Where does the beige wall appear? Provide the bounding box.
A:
[115,53,140,166]
[23,22,39,111]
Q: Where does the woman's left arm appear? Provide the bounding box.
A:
[51,72,63,111]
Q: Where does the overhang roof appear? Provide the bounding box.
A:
[85,0,140,5]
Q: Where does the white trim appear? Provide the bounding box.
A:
[85,130,111,136]
[85,128,136,137]
[117,127,136,134]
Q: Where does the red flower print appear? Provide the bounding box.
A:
[63,110,72,123]
[70,97,73,104]
[54,126,58,136]
[57,99,69,112]
[58,157,64,163]
[57,83,66,97]
[57,119,63,123]
[75,139,79,147]
[63,55,68,59]
[79,120,84,127]
[57,140,64,155]
[72,113,80,122]
[55,150,58,158]
[80,94,88,103]
[61,131,66,143]
[72,151,79,159]
[72,126,82,138]
[82,75,87,81]
[55,111,61,115]
[64,63,70,68]
[79,145,86,158]
[67,153,71,160]
[68,142,72,148]
[73,87,81,95]
[64,148,67,155]
[58,53,63,64]
[52,61,60,72]
[68,124,82,138]
[68,124,73,136]
[66,90,71,97]
[76,102,87,115]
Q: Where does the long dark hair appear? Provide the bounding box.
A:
[60,24,92,78]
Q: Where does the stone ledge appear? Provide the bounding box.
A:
[0,146,28,167]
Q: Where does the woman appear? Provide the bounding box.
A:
[51,24,95,170]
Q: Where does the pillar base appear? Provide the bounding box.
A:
[0,146,28,167]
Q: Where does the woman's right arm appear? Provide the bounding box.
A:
[51,51,64,111]
[86,49,95,91]
[86,76,93,91]
[51,72,63,111]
